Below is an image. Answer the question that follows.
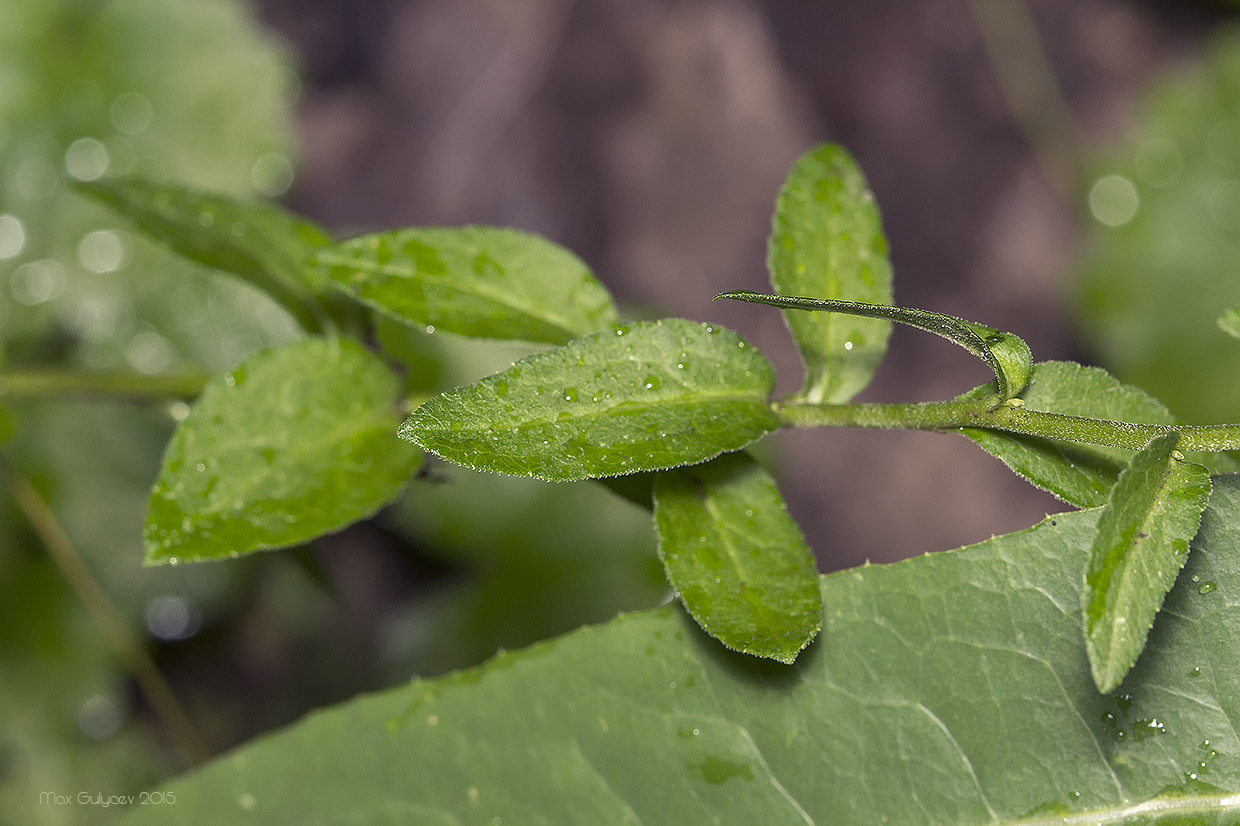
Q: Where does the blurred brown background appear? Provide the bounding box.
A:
[255,0,1223,569]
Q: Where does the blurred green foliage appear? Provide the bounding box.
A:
[1076,29,1240,424]
[0,0,300,822]
[0,5,669,823]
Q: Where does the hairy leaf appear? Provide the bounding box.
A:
[125,476,1240,825]
[767,144,894,403]
[1083,434,1212,694]
[144,339,421,564]
[653,453,821,664]
[312,226,617,344]
[400,319,779,481]
[720,291,1032,400]
[961,361,1177,507]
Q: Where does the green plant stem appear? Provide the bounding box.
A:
[776,399,1240,452]
[0,369,209,401]
[0,464,210,763]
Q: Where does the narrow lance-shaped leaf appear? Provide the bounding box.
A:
[123,477,1240,826]
[77,178,334,332]
[653,452,821,664]
[145,338,422,565]
[311,226,618,345]
[400,319,779,482]
[959,361,1178,507]
[718,290,1033,401]
[767,143,894,403]
[1083,432,1212,694]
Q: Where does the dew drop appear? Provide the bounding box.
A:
[1198,581,1217,595]
[563,387,578,402]
[644,375,661,390]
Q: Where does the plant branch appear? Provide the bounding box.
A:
[0,464,210,762]
[0,369,209,401]
[776,399,1240,452]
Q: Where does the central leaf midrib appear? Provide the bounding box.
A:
[700,494,779,626]
[437,389,774,437]
[1002,791,1240,826]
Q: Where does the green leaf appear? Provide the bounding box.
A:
[144,338,421,564]
[77,178,334,332]
[1219,307,1240,340]
[653,453,820,664]
[400,319,779,482]
[719,291,1033,400]
[1083,434,1212,694]
[961,361,1177,507]
[123,476,1240,825]
[312,227,618,344]
[767,144,894,403]
[1075,31,1240,423]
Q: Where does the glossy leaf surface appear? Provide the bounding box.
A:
[720,291,1033,400]
[766,144,894,403]
[961,361,1177,507]
[145,339,421,564]
[79,178,334,331]
[126,476,1240,825]
[653,453,821,664]
[312,227,617,344]
[400,319,779,481]
[1083,434,1212,694]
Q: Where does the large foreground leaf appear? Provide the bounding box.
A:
[401,319,779,481]
[766,144,894,403]
[127,476,1240,825]
[961,361,1177,507]
[144,338,421,564]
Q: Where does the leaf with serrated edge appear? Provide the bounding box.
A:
[960,361,1177,507]
[400,319,779,482]
[78,178,333,331]
[123,476,1240,826]
[718,291,1032,401]
[312,226,617,344]
[767,144,894,403]
[144,339,421,564]
[654,452,821,664]
[1083,433,1212,694]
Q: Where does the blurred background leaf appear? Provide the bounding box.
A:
[1076,29,1240,425]
[1,0,302,821]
